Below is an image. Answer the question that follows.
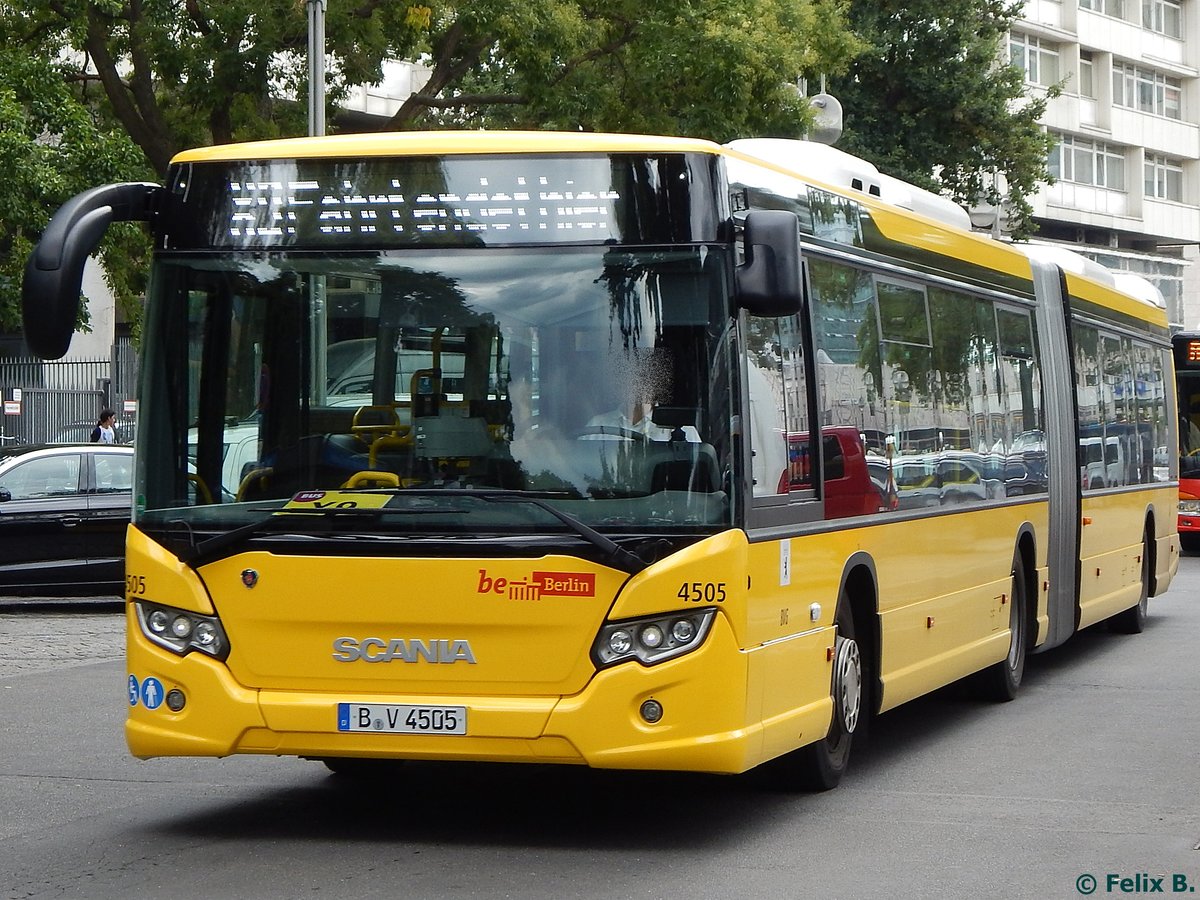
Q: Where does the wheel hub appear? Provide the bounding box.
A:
[832,636,862,734]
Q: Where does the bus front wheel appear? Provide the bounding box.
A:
[761,601,863,792]
[318,757,405,779]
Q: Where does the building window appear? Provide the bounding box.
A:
[1145,155,1184,201]
[1079,52,1095,98]
[1112,63,1182,119]
[1049,134,1126,190]
[1080,0,1125,16]
[1143,0,1183,37]
[1010,32,1061,86]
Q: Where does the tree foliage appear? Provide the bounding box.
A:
[826,0,1057,239]
[395,0,861,139]
[0,44,151,334]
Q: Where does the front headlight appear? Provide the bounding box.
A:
[135,601,230,661]
[1179,498,1200,514]
[592,608,716,667]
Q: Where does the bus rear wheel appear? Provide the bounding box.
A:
[1109,527,1152,634]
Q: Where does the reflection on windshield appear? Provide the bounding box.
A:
[138,246,734,536]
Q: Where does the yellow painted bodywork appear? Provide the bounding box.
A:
[124,526,833,773]
[171,131,723,164]
[125,479,1173,770]
[126,483,1180,773]
[1077,485,1179,629]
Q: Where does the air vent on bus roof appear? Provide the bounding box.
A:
[1016,242,1117,286]
[1015,242,1166,309]
[1111,271,1166,309]
[725,138,971,232]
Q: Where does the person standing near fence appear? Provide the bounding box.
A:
[91,409,116,443]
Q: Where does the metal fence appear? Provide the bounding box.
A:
[0,337,138,445]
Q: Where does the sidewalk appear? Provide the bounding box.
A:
[0,606,125,677]
[0,595,123,613]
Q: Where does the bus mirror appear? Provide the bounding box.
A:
[22,182,162,360]
[736,209,803,317]
[651,406,701,429]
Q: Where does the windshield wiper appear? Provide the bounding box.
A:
[179,506,386,568]
[178,490,647,574]
[467,491,647,574]
[376,489,645,573]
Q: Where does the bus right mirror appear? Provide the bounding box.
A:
[736,209,803,317]
[22,181,162,360]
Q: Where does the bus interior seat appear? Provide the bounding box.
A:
[240,434,369,500]
[651,444,720,493]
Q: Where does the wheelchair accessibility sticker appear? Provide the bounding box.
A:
[128,674,165,710]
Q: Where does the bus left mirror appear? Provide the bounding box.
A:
[736,209,803,317]
[22,182,162,360]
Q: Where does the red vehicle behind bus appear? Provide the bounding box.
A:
[1175,333,1200,550]
[780,427,887,518]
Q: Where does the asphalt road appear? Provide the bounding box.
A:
[1,558,1198,900]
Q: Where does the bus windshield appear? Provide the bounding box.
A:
[135,244,736,545]
[1178,363,1200,474]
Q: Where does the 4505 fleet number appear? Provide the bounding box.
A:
[677,582,727,603]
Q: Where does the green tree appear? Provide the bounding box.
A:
[394,0,861,140]
[826,0,1057,239]
[0,0,860,333]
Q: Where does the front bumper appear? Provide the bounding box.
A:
[126,605,835,775]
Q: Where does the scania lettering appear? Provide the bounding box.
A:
[332,637,477,664]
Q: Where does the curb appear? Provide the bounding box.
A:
[0,596,123,613]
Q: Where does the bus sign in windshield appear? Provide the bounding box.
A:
[166,153,718,249]
[1173,337,1200,369]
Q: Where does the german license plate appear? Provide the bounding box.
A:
[337,703,467,734]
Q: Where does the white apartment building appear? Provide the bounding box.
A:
[1011,0,1200,329]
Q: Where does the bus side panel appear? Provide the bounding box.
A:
[743,535,848,764]
[868,508,1042,711]
[1077,489,1174,628]
[749,505,1049,720]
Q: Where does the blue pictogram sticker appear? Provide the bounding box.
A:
[128,674,140,707]
[140,676,164,710]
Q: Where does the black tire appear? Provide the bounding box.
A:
[760,601,864,792]
[1180,533,1200,554]
[1109,527,1152,634]
[975,552,1028,702]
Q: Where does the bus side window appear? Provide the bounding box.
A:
[746,312,810,499]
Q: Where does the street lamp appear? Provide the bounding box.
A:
[307,0,327,136]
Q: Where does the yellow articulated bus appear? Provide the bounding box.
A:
[23,131,1179,789]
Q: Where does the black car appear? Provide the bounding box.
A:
[0,444,132,595]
